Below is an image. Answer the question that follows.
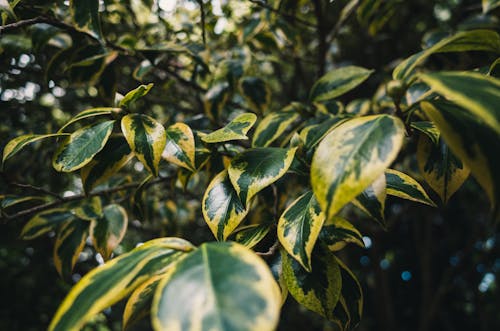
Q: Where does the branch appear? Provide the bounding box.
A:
[247,0,317,29]
[196,0,207,46]
[256,240,280,259]
[7,182,64,201]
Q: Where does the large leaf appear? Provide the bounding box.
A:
[20,209,74,240]
[52,121,115,172]
[121,114,166,176]
[90,204,128,260]
[202,113,257,143]
[299,116,348,149]
[123,275,162,330]
[229,147,297,206]
[2,133,69,165]
[311,115,405,220]
[202,170,248,241]
[70,0,102,39]
[239,76,271,114]
[410,121,440,144]
[152,242,281,331]
[58,107,121,132]
[252,109,300,147]
[162,123,196,171]
[318,217,364,252]
[277,191,325,272]
[53,218,90,279]
[119,83,154,108]
[49,238,194,331]
[309,66,374,102]
[385,169,436,206]
[332,258,363,331]
[393,30,500,80]
[352,174,386,228]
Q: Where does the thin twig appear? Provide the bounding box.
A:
[8,182,64,201]
[256,240,280,258]
[196,0,207,46]
[247,0,317,29]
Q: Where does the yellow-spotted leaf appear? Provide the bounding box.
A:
[332,257,363,331]
[239,76,271,114]
[252,109,300,147]
[58,107,121,133]
[309,66,374,102]
[123,275,162,330]
[417,134,470,204]
[281,247,342,321]
[278,191,325,272]
[49,237,194,331]
[204,82,230,121]
[20,209,74,240]
[311,115,405,220]
[422,100,500,209]
[81,136,134,192]
[152,242,281,331]
[318,217,364,252]
[121,114,166,176]
[419,71,500,134]
[90,204,128,260]
[352,174,386,228]
[300,116,349,150]
[202,170,248,241]
[70,0,102,39]
[410,121,440,144]
[235,223,271,249]
[229,147,297,206]
[53,121,115,172]
[53,218,91,279]
[162,123,196,172]
[385,169,436,206]
[2,133,69,165]
[202,113,257,143]
[119,83,154,108]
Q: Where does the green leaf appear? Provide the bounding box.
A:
[278,191,325,272]
[309,66,374,102]
[53,218,90,279]
[70,0,102,39]
[53,121,115,172]
[252,109,300,147]
[417,134,470,204]
[202,113,257,143]
[352,174,386,227]
[152,242,281,331]
[0,195,46,210]
[393,30,500,80]
[123,275,162,330]
[385,169,436,206]
[58,107,121,133]
[345,98,371,116]
[488,57,500,77]
[318,217,364,252]
[300,116,349,149]
[239,76,271,114]
[332,258,363,331]
[121,114,166,176]
[20,209,74,240]
[49,238,194,331]
[73,196,103,221]
[419,71,500,134]
[483,0,500,13]
[119,83,154,108]
[281,247,342,321]
[229,147,297,206]
[311,115,405,220]
[2,133,69,165]
[204,82,230,121]
[162,123,196,172]
[410,121,440,144]
[235,223,271,249]
[202,170,248,241]
[90,204,128,261]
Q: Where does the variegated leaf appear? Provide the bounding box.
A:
[410,121,440,144]
[278,191,325,272]
[58,107,121,132]
[229,147,297,206]
[49,238,194,331]
[152,242,281,331]
[70,0,102,39]
[204,82,230,121]
[318,217,364,252]
[162,123,196,172]
[0,195,46,210]
[202,170,248,241]
[252,108,300,147]
[123,275,162,330]
[345,99,371,116]
[90,204,128,260]
[53,121,115,172]
[20,209,74,240]
[332,258,363,331]
[483,0,500,13]
[2,133,69,165]
[202,113,257,143]
[311,115,405,220]
[309,66,374,102]
[385,169,436,206]
[239,76,271,114]
[121,114,166,176]
[119,83,154,108]
[235,223,271,249]
[53,218,90,279]
[300,116,348,149]
[352,174,386,228]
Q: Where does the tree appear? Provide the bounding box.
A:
[1,1,499,331]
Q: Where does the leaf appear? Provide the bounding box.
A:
[202,170,248,241]
[2,133,69,165]
[488,57,500,77]
[410,121,440,144]
[318,217,364,252]
[119,83,154,108]
[152,242,281,331]
[393,30,500,80]
[58,107,121,133]
[204,82,230,121]
[53,218,90,279]
[278,191,325,272]
[80,136,133,192]
[252,110,300,147]
[49,238,194,331]
[483,0,500,13]
[385,169,436,206]
[20,209,74,240]
[72,196,103,221]
[345,98,371,116]
[235,223,271,249]
[239,76,271,114]
[281,247,342,321]
[123,275,162,330]
[229,147,297,206]
[419,71,500,134]
[417,134,470,204]
[70,0,102,39]
[90,204,128,260]
[352,174,386,228]
[300,116,349,149]
[121,114,166,176]
[162,123,196,172]
[0,195,46,210]
[311,115,405,220]
[202,113,257,143]
[332,258,363,331]
[309,66,374,102]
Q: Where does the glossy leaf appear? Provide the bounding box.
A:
[385,169,436,206]
[58,107,121,133]
[70,0,102,39]
[53,121,115,172]
[20,209,74,240]
[311,115,405,220]
[73,196,102,221]
[239,76,271,114]
[318,217,364,252]
[90,204,128,260]
[252,110,299,147]
[2,133,69,165]
[309,66,374,102]
[352,174,386,227]
[278,191,325,272]
[410,121,440,144]
[152,242,281,331]
[121,114,166,176]
[0,195,46,210]
[345,99,371,116]
[163,123,196,172]
[204,82,230,121]
[300,116,349,149]
[235,223,271,249]
[229,147,297,206]
[119,83,154,108]
[53,218,90,279]
[123,275,162,330]
[49,238,194,331]
[202,113,257,143]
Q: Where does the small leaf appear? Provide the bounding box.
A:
[252,109,300,147]
[235,223,271,249]
[70,0,102,39]
[309,66,374,102]
[318,217,364,252]
[1,195,46,210]
[345,98,371,116]
[162,123,196,172]
[3,133,69,165]
[21,209,74,240]
[152,242,281,331]
[119,83,154,108]
[204,82,230,121]
[58,107,121,133]
[239,76,271,114]
[483,0,500,13]
[202,113,257,143]
[121,114,166,176]
[385,169,436,206]
[123,275,162,330]
[352,174,386,228]
[90,204,128,260]
[73,196,103,221]
[53,121,115,172]
[53,218,90,279]
[410,121,440,144]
